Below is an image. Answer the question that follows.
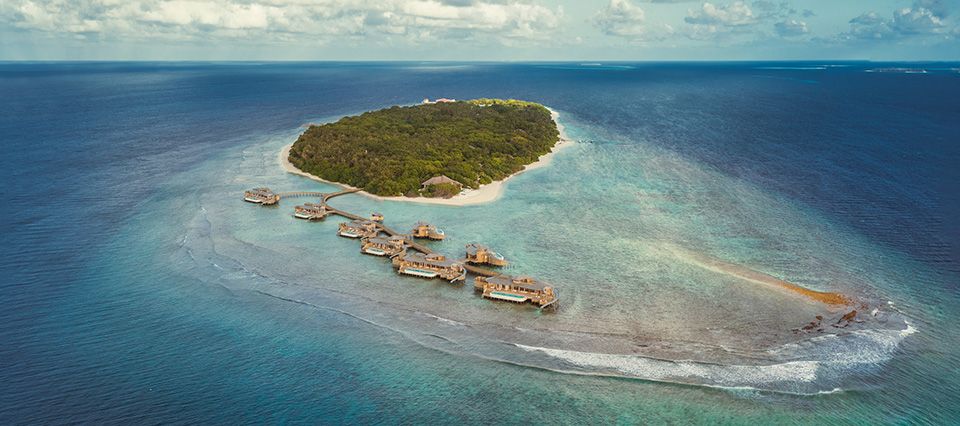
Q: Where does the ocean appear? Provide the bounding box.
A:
[1,62,957,423]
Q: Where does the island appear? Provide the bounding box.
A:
[283,98,570,205]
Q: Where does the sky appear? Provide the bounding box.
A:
[1,0,958,61]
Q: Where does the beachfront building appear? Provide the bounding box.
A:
[422,98,457,104]
[464,243,508,267]
[420,175,462,192]
[293,203,328,220]
[338,219,379,239]
[410,221,446,240]
[360,235,407,257]
[392,251,465,282]
[474,275,558,308]
[243,187,280,205]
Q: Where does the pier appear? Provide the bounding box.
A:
[244,187,554,307]
[277,191,327,199]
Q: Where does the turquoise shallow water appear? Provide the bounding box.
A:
[1,62,958,423]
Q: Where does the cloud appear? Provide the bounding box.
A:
[843,3,949,40]
[2,0,563,45]
[892,7,944,34]
[850,12,884,27]
[751,1,795,20]
[684,2,756,26]
[913,0,949,18]
[593,0,646,36]
[774,19,807,37]
[593,0,672,40]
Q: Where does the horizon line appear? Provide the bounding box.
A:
[2,59,959,64]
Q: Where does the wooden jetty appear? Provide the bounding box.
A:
[465,243,508,267]
[243,186,556,309]
[474,275,558,309]
[244,188,328,205]
[277,191,326,199]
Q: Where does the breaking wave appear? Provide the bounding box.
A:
[514,321,916,394]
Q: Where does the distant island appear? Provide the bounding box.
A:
[286,99,562,199]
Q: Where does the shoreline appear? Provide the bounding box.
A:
[279,108,574,206]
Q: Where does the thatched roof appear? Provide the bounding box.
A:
[421,175,461,186]
[466,243,489,256]
[484,275,551,292]
[402,252,461,268]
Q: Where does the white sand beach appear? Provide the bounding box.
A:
[279,108,574,206]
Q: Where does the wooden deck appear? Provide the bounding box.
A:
[318,190,500,278]
[245,187,535,292]
[276,191,327,199]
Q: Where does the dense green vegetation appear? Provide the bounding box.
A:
[288,99,559,197]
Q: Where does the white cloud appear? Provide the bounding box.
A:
[913,0,948,18]
[774,19,807,37]
[684,1,756,27]
[592,0,674,41]
[593,0,646,36]
[751,0,795,20]
[849,11,885,27]
[2,0,562,45]
[843,5,948,40]
[892,7,943,34]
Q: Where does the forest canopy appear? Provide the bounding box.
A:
[288,99,559,197]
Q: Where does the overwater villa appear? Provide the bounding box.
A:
[243,187,280,205]
[370,212,384,222]
[464,243,508,267]
[410,221,446,240]
[338,219,379,239]
[360,235,407,257]
[392,251,465,282]
[294,203,327,220]
[474,275,558,308]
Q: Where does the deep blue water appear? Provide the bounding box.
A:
[1,62,958,423]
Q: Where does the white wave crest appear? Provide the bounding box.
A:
[516,344,819,387]
[516,322,916,393]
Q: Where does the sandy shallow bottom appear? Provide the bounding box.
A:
[278,108,574,206]
[197,106,918,395]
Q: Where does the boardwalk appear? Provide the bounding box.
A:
[250,187,502,278]
[277,191,327,199]
[245,186,559,308]
[319,189,500,277]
